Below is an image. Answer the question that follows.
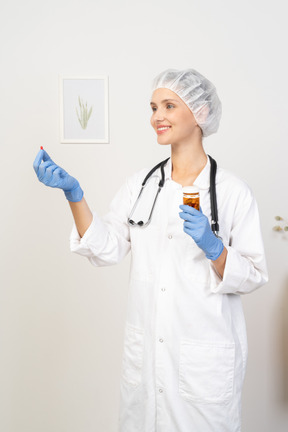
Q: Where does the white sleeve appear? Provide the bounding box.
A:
[210,186,268,295]
[70,177,133,267]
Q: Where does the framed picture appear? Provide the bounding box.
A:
[59,76,109,144]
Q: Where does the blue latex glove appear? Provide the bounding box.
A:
[33,149,83,202]
[179,204,224,261]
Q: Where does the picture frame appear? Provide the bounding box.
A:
[59,76,109,144]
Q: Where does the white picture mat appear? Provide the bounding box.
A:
[60,76,109,143]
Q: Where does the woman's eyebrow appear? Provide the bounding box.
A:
[150,99,178,105]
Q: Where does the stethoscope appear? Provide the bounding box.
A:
[128,155,221,238]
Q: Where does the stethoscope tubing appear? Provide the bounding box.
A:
[128,155,221,238]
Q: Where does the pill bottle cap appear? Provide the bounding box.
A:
[182,185,199,194]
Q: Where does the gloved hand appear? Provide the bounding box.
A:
[33,148,84,202]
[179,205,224,261]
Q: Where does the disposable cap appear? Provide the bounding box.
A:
[151,69,222,137]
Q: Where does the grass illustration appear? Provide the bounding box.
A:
[76,96,93,129]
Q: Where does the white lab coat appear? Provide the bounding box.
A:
[70,157,268,432]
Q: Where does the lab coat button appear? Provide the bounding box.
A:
[168,234,172,239]
[159,388,163,393]
[159,338,164,343]
[161,287,166,292]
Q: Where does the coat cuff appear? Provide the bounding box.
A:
[70,213,108,257]
[210,247,251,294]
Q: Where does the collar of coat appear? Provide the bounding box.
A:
[153,153,211,190]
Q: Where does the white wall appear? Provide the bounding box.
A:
[1,0,287,431]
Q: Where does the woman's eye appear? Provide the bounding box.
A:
[151,106,157,112]
[167,104,174,109]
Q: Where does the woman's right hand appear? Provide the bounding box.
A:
[33,148,84,202]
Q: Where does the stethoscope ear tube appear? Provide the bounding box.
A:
[208,155,220,238]
[128,157,170,227]
[141,157,170,187]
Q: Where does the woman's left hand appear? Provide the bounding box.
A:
[179,205,224,261]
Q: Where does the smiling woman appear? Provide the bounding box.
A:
[33,68,268,432]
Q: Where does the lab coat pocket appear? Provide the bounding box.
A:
[185,241,210,284]
[179,339,235,404]
[122,324,144,387]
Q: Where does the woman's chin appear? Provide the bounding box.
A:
[157,138,171,146]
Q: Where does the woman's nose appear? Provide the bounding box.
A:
[154,108,165,121]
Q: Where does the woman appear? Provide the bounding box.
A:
[33,69,268,432]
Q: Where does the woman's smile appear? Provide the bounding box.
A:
[156,125,171,134]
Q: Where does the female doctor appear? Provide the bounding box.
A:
[33,69,268,432]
